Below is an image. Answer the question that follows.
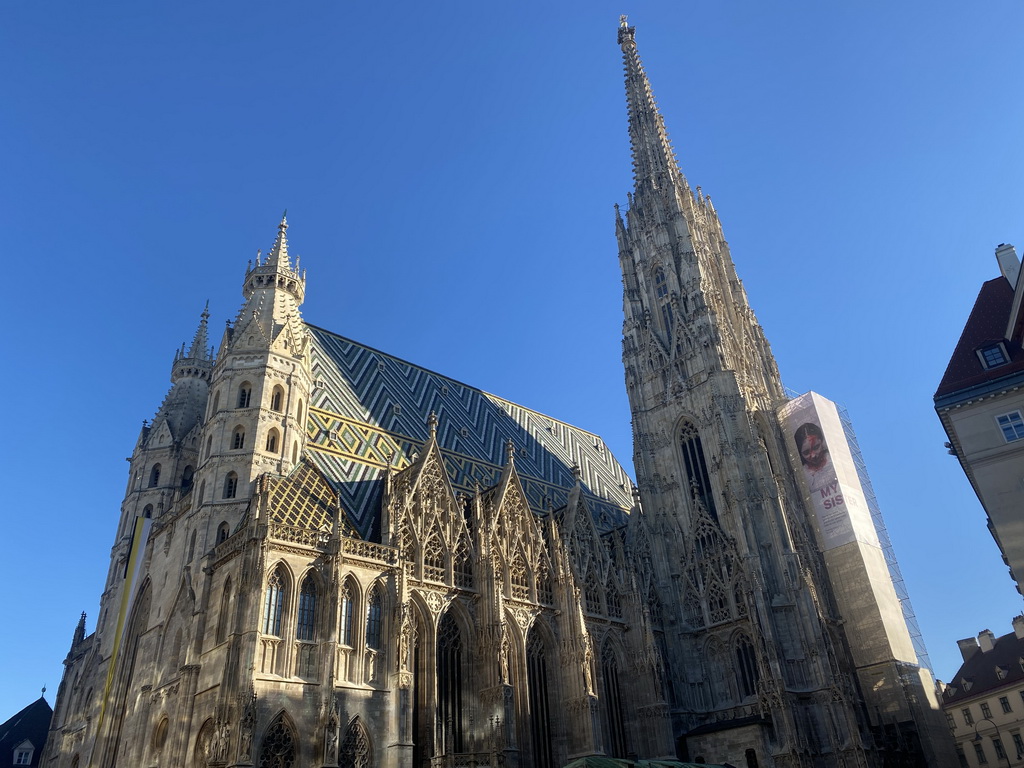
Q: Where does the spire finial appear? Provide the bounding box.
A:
[186,302,212,360]
[427,411,438,439]
[619,20,685,189]
[266,211,291,268]
[505,439,516,463]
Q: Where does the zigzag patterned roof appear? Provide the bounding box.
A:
[305,324,634,539]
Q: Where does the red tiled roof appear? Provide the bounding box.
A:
[935,277,1024,399]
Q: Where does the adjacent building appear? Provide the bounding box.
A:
[41,19,950,768]
[0,695,52,767]
[941,618,1024,767]
[935,244,1024,594]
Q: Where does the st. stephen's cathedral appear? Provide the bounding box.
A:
[42,20,954,768]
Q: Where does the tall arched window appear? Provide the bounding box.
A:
[216,521,230,544]
[205,435,213,460]
[424,535,444,582]
[142,504,153,519]
[181,465,194,489]
[223,472,238,499]
[237,383,252,409]
[584,566,602,614]
[187,530,197,563]
[232,427,245,450]
[736,636,760,699]
[527,629,555,768]
[266,428,279,453]
[437,612,465,754]
[217,576,232,644]
[297,576,317,642]
[680,422,717,519]
[338,718,372,768]
[601,642,627,758]
[263,567,286,637]
[339,582,354,646]
[211,391,220,415]
[654,268,673,338]
[149,464,161,488]
[365,586,383,651]
[271,385,285,412]
[257,714,296,768]
[510,552,528,600]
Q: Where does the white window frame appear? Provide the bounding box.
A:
[997,411,1024,443]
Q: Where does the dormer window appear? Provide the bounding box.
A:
[978,342,1009,369]
[14,741,34,765]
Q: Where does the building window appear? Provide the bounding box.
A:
[237,383,252,408]
[223,472,238,499]
[262,568,285,636]
[526,629,555,768]
[679,422,718,519]
[216,522,229,544]
[998,411,1024,443]
[982,702,993,719]
[1012,732,1024,758]
[974,741,988,764]
[340,583,353,646]
[979,343,1009,368]
[946,711,956,730]
[1001,695,1012,713]
[994,738,1006,760]
[954,743,969,768]
[149,464,161,487]
[735,637,760,699]
[271,385,285,412]
[601,641,627,758]
[14,748,32,765]
[266,429,279,453]
[437,612,466,754]
[366,587,383,651]
[963,707,974,726]
[143,504,153,519]
[297,576,317,642]
[231,427,245,450]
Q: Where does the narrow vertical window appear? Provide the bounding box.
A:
[231,427,245,450]
[237,383,252,408]
[680,422,718,519]
[297,577,317,642]
[735,636,760,698]
[527,629,555,768]
[437,612,465,754]
[271,385,284,412]
[366,587,383,650]
[223,472,238,499]
[263,568,285,636]
[216,522,229,544]
[217,576,232,644]
[601,642,627,758]
[340,583,354,646]
[266,428,279,453]
[149,464,161,488]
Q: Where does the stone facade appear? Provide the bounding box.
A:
[41,20,950,768]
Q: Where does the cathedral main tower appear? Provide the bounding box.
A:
[615,18,950,767]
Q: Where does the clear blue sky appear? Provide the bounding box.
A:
[3,1,1023,719]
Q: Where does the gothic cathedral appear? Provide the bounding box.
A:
[42,20,951,768]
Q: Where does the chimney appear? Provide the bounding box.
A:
[958,636,981,661]
[1013,615,1024,640]
[979,629,996,652]
[996,243,1020,288]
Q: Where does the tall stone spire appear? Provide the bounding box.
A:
[264,211,291,268]
[617,16,687,195]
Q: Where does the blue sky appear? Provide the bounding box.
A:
[3,1,1023,719]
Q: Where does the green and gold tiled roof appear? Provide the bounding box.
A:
[305,325,634,539]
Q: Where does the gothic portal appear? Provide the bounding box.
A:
[42,20,951,768]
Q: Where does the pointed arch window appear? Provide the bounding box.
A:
[237,383,252,409]
[232,427,246,450]
[339,582,354,646]
[297,576,317,642]
[211,391,220,415]
[510,553,529,601]
[707,580,731,625]
[266,428,279,453]
[527,629,555,768]
[143,504,153,519]
[257,714,296,768]
[181,465,194,489]
[262,567,286,637]
[606,576,623,618]
[271,385,285,412]
[365,586,383,651]
[149,464,161,488]
[537,562,553,605]
[454,542,473,589]
[437,612,466,754]
[217,576,232,644]
[736,636,760,699]
[601,642,628,758]
[680,422,718,519]
[216,521,229,544]
[223,472,238,499]
[683,591,704,629]
[339,719,372,768]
